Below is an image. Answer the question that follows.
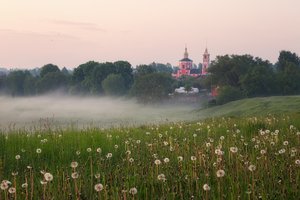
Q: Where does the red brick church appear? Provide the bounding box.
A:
[172,47,210,78]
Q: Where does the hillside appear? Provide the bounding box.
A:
[196,95,300,118]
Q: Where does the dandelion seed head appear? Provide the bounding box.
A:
[44,172,53,182]
[203,184,211,191]
[36,148,42,154]
[96,148,102,153]
[94,183,104,192]
[216,169,225,178]
[230,147,238,153]
[86,148,92,152]
[154,159,161,165]
[15,155,21,160]
[191,156,197,161]
[164,158,170,163]
[71,172,79,179]
[8,187,16,194]
[70,161,78,168]
[248,164,256,172]
[129,187,137,195]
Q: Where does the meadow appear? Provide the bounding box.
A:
[0,114,300,199]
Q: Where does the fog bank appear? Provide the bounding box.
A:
[0,95,200,129]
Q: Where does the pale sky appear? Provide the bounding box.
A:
[0,0,300,68]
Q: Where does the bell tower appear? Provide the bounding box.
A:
[202,48,210,75]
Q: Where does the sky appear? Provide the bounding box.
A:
[0,0,300,69]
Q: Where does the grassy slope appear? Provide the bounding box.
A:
[196,95,300,118]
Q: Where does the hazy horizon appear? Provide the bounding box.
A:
[1,0,300,69]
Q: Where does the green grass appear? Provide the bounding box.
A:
[197,95,300,118]
[1,114,300,199]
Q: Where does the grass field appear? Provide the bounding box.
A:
[1,113,300,199]
[197,95,300,118]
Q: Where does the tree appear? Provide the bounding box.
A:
[131,73,174,103]
[216,86,245,105]
[241,65,277,97]
[135,65,157,76]
[36,71,67,93]
[277,50,300,71]
[5,70,33,96]
[102,74,126,96]
[40,64,60,78]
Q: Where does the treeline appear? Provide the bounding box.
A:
[0,50,299,104]
[0,61,178,103]
[209,50,300,104]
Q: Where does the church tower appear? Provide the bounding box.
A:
[202,48,210,75]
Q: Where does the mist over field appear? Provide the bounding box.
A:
[0,95,199,129]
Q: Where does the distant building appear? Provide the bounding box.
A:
[172,47,210,78]
[175,87,199,94]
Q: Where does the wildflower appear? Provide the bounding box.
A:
[230,147,238,153]
[36,148,42,154]
[260,149,267,155]
[206,142,211,148]
[216,169,225,178]
[163,141,168,146]
[106,153,112,158]
[136,140,141,144]
[71,172,79,179]
[15,155,21,160]
[44,173,53,182]
[203,184,211,191]
[95,173,101,179]
[94,183,104,192]
[177,156,183,162]
[70,161,78,168]
[0,180,11,190]
[22,183,28,188]
[164,158,170,163]
[40,181,47,185]
[8,187,16,194]
[295,160,300,166]
[220,136,225,140]
[154,159,161,165]
[87,148,92,152]
[11,172,18,176]
[248,164,256,172]
[76,151,81,155]
[129,187,138,195]
[283,141,289,146]
[279,149,286,154]
[191,156,197,161]
[129,158,134,163]
[96,148,102,153]
[114,145,119,149]
[157,174,166,181]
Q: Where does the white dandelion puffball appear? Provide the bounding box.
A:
[230,147,238,153]
[106,153,113,158]
[129,158,134,163]
[71,172,79,179]
[36,148,42,154]
[22,183,28,188]
[8,187,16,194]
[0,180,11,190]
[96,148,102,153]
[164,158,170,163]
[203,184,211,191]
[87,148,92,152]
[94,183,104,192]
[295,159,300,165]
[216,169,225,178]
[44,173,53,182]
[129,187,138,195]
[191,156,197,161]
[71,161,78,168]
[154,159,161,165]
[248,164,256,172]
[177,156,183,162]
[157,174,166,181]
[15,155,21,160]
